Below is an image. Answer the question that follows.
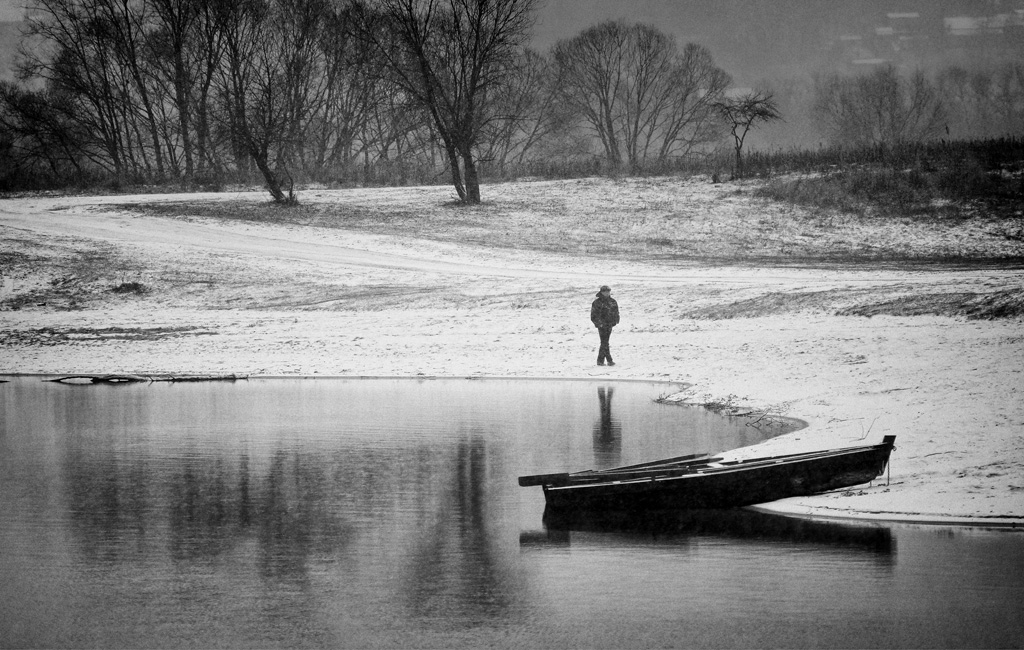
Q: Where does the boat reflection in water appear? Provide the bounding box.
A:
[521,506,895,560]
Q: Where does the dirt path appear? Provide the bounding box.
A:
[1,195,1001,287]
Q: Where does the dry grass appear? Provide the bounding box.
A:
[677,286,1024,320]
[0,326,216,346]
[0,236,149,311]
[5,176,1023,320]
[123,176,1024,265]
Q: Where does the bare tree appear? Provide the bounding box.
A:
[655,43,730,161]
[96,0,168,179]
[145,0,203,182]
[274,0,335,177]
[190,0,229,178]
[215,0,277,197]
[553,21,729,170]
[937,67,974,139]
[305,4,375,180]
[552,21,628,167]
[991,62,1024,136]
[714,90,781,178]
[19,0,138,182]
[325,6,432,184]
[618,23,675,167]
[0,80,91,185]
[477,47,568,173]
[354,0,540,203]
[213,0,336,202]
[813,65,945,147]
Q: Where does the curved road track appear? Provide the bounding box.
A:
[1,194,1016,290]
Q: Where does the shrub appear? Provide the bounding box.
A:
[111,281,148,295]
[752,138,1023,220]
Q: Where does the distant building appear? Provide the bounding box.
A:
[887,12,921,20]
[945,9,1024,35]
[945,16,987,36]
[851,58,889,68]
[826,3,1024,72]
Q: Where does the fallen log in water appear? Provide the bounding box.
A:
[47,374,148,384]
[47,374,246,384]
[150,374,246,383]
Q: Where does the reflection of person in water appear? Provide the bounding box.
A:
[592,386,622,469]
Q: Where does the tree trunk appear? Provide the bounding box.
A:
[462,149,481,203]
[250,145,287,203]
[444,142,467,201]
[173,58,194,181]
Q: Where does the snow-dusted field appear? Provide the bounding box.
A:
[2,177,1022,526]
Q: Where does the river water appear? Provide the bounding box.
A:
[1,377,1021,648]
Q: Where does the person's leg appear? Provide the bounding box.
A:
[598,326,612,365]
[603,326,614,365]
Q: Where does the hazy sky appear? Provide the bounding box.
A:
[0,0,1015,26]
[2,0,1018,83]
[0,0,22,22]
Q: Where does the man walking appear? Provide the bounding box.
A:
[590,285,619,366]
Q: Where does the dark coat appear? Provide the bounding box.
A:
[591,293,620,329]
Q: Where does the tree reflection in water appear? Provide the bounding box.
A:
[405,433,514,626]
[169,455,234,561]
[63,435,149,565]
[59,425,519,623]
[258,449,352,583]
[62,441,356,580]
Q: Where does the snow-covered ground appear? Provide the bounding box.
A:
[2,178,1022,527]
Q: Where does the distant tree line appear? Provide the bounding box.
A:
[0,0,733,200]
[761,61,1024,150]
[811,62,1024,147]
[0,0,1021,200]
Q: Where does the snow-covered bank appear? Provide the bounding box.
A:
[2,181,1022,527]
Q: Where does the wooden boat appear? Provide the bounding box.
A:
[519,435,896,511]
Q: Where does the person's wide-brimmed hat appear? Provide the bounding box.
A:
[599,285,611,292]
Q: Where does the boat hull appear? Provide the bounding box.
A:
[533,436,896,512]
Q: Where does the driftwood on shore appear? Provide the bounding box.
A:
[46,374,246,384]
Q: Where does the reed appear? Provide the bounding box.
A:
[749,138,1023,220]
